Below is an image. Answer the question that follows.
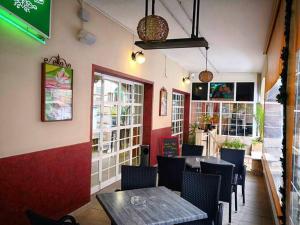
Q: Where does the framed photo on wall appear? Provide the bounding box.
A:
[159,87,168,116]
[41,62,73,121]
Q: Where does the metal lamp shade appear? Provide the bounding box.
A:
[199,70,213,83]
[137,15,169,42]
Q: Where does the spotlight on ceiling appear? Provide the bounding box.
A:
[131,51,146,64]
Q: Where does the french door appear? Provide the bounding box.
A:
[171,92,185,145]
[91,72,143,193]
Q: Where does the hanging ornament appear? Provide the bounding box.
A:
[137,0,169,42]
[199,48,213,83]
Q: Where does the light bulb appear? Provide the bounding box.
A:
[132,51,146,64]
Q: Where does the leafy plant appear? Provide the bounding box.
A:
[201,114,212,124]
[255,103,265,142]
[188,122,199,145]
[252,137,262,145]
[222,139,246,149]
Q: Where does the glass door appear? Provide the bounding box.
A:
[91,73,144,193]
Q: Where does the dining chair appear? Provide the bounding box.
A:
[120,165,157,190]
[157,156,186,192]
[200,162,237,224]
[180,172,223,225]
[26,210,79,225]
[220,148,246,205]
[181,144,204,156]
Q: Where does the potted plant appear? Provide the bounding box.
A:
[222,138,246,150]
[188,122,199,145]
[200,114,213,131]
[251,103,264,154]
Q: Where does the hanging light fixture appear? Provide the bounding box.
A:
[137,0,169,42]
[199,47,213,82]
[131,51,146,64]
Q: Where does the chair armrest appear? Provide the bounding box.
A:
[243,165,247,176]
[58,215,79,225]
[215,203,223,225]
[232,173,238,186]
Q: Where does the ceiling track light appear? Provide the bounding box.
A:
[131,51,146,64]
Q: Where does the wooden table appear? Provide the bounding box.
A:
[96,186,207,225]
[180,156,235,169]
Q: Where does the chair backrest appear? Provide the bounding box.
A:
[200,162,234,203]
[181,172,221,223]
[181,144,204,156]
[121,165,157,190]
[26,210,59,225]
[220,148,245,176]
[157,156,186,192]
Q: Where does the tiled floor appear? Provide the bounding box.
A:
[72,174,274,225]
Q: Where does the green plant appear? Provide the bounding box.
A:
[188,122,198,145]
[201,114,212,124]
[222,139,246,149]
[252,137,262,145]
[255,103,265,142]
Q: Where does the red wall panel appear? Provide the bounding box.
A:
[150,127,172,165]
[0,142,91,225]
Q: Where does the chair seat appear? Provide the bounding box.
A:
[177,218,213,225]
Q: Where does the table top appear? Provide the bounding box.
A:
[181,156,235,169]
[96,186,207,225]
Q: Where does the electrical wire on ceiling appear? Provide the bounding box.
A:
[159,0,219,73]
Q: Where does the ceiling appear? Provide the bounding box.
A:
[86,0,274,73]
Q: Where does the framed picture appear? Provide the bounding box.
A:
[41,63,73,121]
[159,87,168,116]
[209,82,234,101]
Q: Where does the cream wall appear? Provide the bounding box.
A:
[0,0,188,158]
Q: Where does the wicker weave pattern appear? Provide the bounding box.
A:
[26,210,79,225]
[200,162,234,202]
[220,148,246,203]
[157,156,186,192]
[137,15,169,42]
[121,165,157,191]
[180,172,221,225]
[182,144,204,156]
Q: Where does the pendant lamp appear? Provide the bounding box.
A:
[199,48,213,83]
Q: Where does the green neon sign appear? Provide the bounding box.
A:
[0,0,51,44]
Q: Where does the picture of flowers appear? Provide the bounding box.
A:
[42,63,73,121]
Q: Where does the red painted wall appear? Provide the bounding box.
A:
[150,127,172,165]
[0,142,91,225]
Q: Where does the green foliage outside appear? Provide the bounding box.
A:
[254,103,265,143]
[222,139,246,150]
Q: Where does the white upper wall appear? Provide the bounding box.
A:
[0,0,188,158]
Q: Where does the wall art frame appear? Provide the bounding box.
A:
[159,87,168,116]
[41,55,73,122]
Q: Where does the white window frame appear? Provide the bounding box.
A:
[91,73,144,193]
[171,92,185,145]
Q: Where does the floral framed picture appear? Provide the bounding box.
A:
[159,87,168,116]
[41,63,73,121]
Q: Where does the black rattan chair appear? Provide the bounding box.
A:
[157,156,186,192]
[220,148,246,205]
[181,144,204,156]
[179,172,223,225]
[26,210,79,225]
[120,165,157,191]
[200,162,237,223]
